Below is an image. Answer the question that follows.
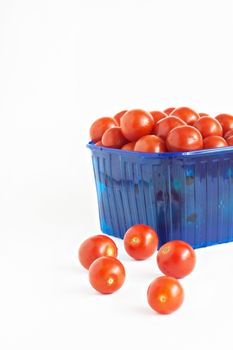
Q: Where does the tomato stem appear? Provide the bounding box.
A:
[159,295,167,303]
[162,246,170,254]
[107,277,114,285]
[131,237,140,244]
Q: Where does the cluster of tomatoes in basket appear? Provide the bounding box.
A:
[79,224,196,314]
[90,107,233,152]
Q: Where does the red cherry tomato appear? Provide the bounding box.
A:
[199,113,211,117]
[147,276,184,314]
[114,110,128,125]
[193,116,223,138]
[102,126,128,149]
[95,141,103,146]
[170,107,199,125]
[215,114,233,133]
[150,111,167,124]
[224,129,233,140]
[90,117,118,142]
[227,136,233,146]
[166,125,203,152]
[157,240,196,279]
[163,107,175,115]
[124,224,158,260]
[134,135,166,153]
[89,256,125,294]
[120,109,154,142]
[153,116,186,140]
[203,135,228,149]
[121,142,135,151]
[78,235,118,269]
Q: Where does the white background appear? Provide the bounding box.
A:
[0,0,233,349]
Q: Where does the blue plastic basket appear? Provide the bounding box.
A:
[87,142,233,248]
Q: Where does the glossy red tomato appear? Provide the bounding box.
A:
[89,256,125,294]
[79,235,118,269]
[163,107,175,115]
[224,129,233,140]
[193,116,223,138]
[153,116,186,140]
[134,135,166,153]
[227,136,233,146]
[215,114,233,133]
[157,240,196,279]
[147,276,184,314]
[120,109,154,142]
[114,110,128,125]
[102,126,128,149]
[124,224,158,260]
[121,142,135,151]
[170,107,199,125]
[95,141,103,146]
[150,111,167,124]
[203,135,228,149]
[90,117,118,142]
[166,125,203,152]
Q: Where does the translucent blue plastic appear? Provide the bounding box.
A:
[87,142,233,248]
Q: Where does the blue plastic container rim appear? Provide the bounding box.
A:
[87,141,233,158]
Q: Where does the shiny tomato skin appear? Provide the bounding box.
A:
[134,135,167,153]
[120,109,154,142]
[153,116,186,140]
[163,107,175,115]
[79,235,118,270]
[199,113,211,117]
[147,276,184,314]
[157,240,196,279]
[150,111,167,124]
[203,135,228,149]
[89,256,125,294]
[224,129,233,140]
[121,142,135,151]
[215,114,233,133]
[90,117,118,142]
[227,136,233,146]
[170,107,199,125]
[124,224,158,260]
[193,116,223,138]
[166,125,203,152]
[114,110,128,125]
[102,126,128,149]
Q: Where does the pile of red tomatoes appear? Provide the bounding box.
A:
[79,225,196,315]
[90,107,233,153]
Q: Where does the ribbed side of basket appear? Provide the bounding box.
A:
[91,149,233,248]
